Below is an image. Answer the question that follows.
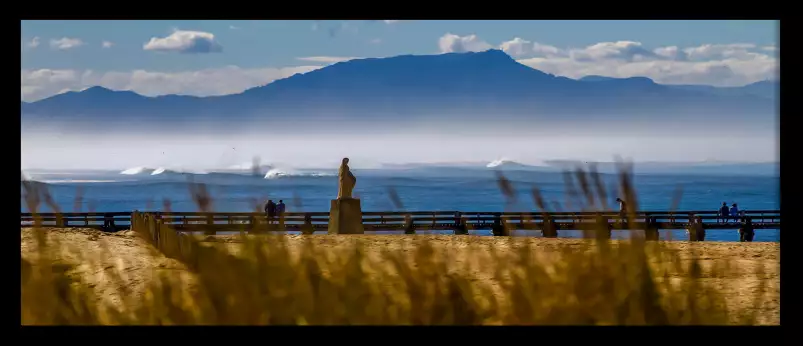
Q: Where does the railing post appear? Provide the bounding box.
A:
[404,214,415,234]
[302,213,314,235]
[454,212,468,235]
[204,213,215,236]
[491,213,507,236]
[56,213,64,227]
[586,212,610,239]
[644,216,659,241]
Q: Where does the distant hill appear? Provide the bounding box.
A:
[579,75,778,100]
[667,80,777,100]
[21,50,776,133]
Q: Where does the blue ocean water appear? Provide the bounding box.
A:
[21,168,780,242]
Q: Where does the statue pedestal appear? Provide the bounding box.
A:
[328,198,364,234]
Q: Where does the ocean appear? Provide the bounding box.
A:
[21,167,780,242]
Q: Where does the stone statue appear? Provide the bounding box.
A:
[338,157,357,199]
[330,157,363,234]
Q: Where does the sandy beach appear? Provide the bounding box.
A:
[21,227,195,311]
[20,228,779,324]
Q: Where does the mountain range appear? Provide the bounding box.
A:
[21,49,778,133]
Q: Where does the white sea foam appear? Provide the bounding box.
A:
[120,166,208,176]
[41,179,121,184]
[486,159,509,168]
[264,168,334,179]
[120,167,147,175]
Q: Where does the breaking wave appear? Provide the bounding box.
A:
[120,167,208,176]
[264,168,335,179]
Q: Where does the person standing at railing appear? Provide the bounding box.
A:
[615,198,627,225]
[265,200,276,225]
[277,200,286,227]
[729,203,740,223]
[718,202,729,224]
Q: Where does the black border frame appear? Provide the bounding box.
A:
[13,10,795,336]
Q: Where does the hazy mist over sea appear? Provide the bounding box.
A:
[21,118,776,171]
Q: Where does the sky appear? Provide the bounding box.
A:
[20,20,779,102]
[20,20,780,168]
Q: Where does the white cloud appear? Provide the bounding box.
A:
[653,46,687,61]
[517,52,777,87]
[143,30,222,54]
[102,41,113,48]
[438,33,493,53]
[27,37,40,49]
[683,43,757,61]
[569,41,657,62]
[49,37,84,50]
[369,38,382,44]
[296,56,360,64]
[229,25,240,30]
[21,65,323,102]
[438,33,777,87]
[762,45,777,52]
[499,37,562,58]
[383,20,401,24]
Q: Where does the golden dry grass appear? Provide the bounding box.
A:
[21,227,778,325]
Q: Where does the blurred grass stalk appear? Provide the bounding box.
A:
[21,161,769,325]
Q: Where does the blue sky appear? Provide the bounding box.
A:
[21,20,779,102]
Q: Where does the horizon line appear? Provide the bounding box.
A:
[20,159,780,172]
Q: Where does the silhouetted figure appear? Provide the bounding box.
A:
[277,200,286,227]
[277,200,286,215]
[730,203,740,223]
[616,197,627,225]
[739,217,755,242]
[719,202,729,224]
[687,215,705,241]
[265,200,276,224]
